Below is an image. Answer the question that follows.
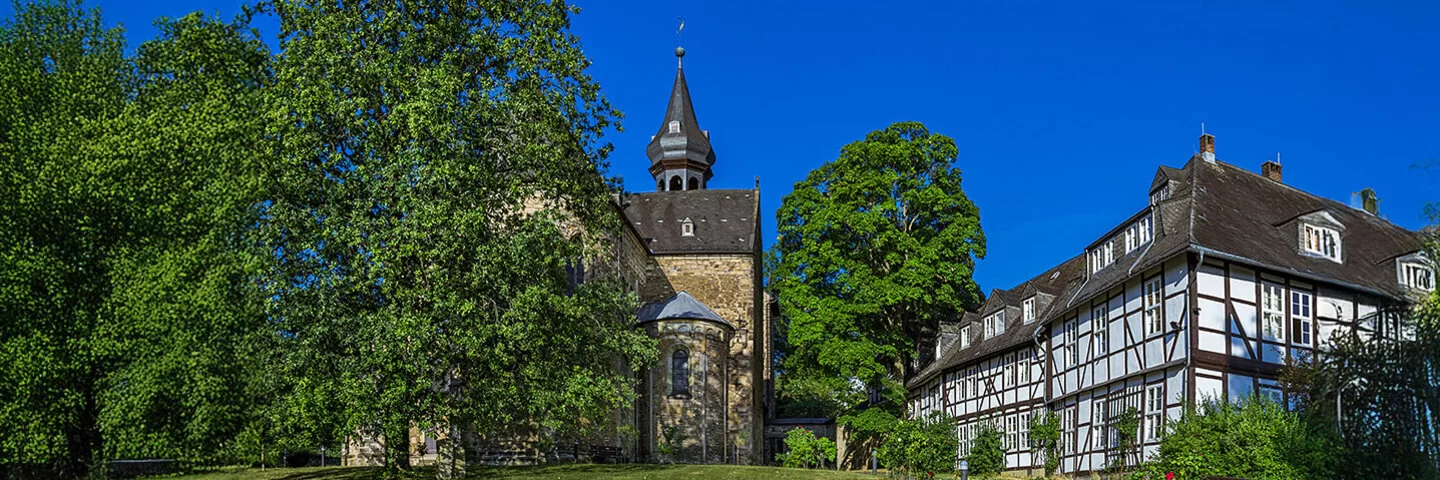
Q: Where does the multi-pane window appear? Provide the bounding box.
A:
[671,349,690,397]
[1018,411,1030,450]
[1093,400,1108,450]
[1023,297,1036,323]
[1125,217,1153,253]
[984,311,1006,339]
[1261,283,1285,342]
[1105,241,1115,266]
[1402,263,1435,291]
[1064,319,1079,368]
[1093,304,1109,357]
[1260,386,1284,407]
[1292,291,1313,346]
[1143,278,1163,336]
[969,368,978,398]
[960,325,971,349]
[1004,356,1015,388]
[1302,224,1341,261]
[1018,351,1031,384]
[1151,185,1171,205]
[1145,384,1164,442]
[1090,241,1117,273]
[1061,406,1077,455]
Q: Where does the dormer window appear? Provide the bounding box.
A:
[1022,297,1036,324]
[1124,216,1153,254]
[1150,183,1171,205]
[1400,262,1434,291]
[1301,224,1341,262]
[668,120,681,133]
[1089,241,1116,274]
[959,324,971,349]
[983,311,1006,339]
[681,219,694,236]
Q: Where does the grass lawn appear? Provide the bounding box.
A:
[170,464,880,480]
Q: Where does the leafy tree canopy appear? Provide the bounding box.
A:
[770,121,985,415]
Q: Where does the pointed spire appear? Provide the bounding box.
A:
[647,47,715,191]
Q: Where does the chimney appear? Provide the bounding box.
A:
[1199,133,1216,163]
[1360,188,1379,215]
[1261,160,1282,182]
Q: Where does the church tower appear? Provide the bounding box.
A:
[646,47,715,191]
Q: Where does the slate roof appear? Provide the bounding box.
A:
[907,144,1428,391]
[637,291,734,328]
[622,189,760,254]
[645,58,716,174]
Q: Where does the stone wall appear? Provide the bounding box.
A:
[639,319,731,463]
[643,253,764,464]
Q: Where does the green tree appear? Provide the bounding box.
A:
[964,421,1005,479]
[256,0,654,476]
[876,412,958,479]
[770,121,985,418]
[0,2,273,476]
[776,427,836,469]
[1104,407,1140,477]
[1138,398,1339,480]
[1028,410,1061,477]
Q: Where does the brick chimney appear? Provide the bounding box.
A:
[1261,161,1282,182]
[1199,133,1216,163]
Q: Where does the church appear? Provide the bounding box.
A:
[620,46,767,465]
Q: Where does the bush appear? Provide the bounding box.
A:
[1137,397,1338,480]
[1028,410,1061,477]
[965,421,1005,478]
[877,412,958,479]
[775,427,836,469]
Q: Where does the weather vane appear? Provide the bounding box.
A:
[675,17,686,66]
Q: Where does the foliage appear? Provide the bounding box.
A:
[254,0,654,475]
[1104,407,1140,475]
[0,1,273,476]
[656,425,686,464]
[964,422,1005,479]
[1027,410,1061,477]
[1137,397,1339,480]
[770,122,986,415]
[876,412,957,480]
[776,428,836,469]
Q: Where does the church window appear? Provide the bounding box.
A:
[688,177,699,190]
[668,120,681,133]
[671,349,690,397]
[669,176,683,191]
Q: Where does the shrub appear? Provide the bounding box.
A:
[1028,410,1061,477]
[775,427,836,468]
[965,421,1005,478]
[877,412,958,479]
[656,424,686,464]
[1137,396,1338,480]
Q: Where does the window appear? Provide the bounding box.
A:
[1151,184,1171,205]
[1018,351,1031,384]
[671,349,690,397]
[1061,406,1077,456]
[1145,384,1164,442]
[1089,242,1116,273]
[687,177,700,190]
[984,311,1006,339]
[1124,217,1152,254]
[1093,400,1108,451]
[970,368,978,398]
[1003,356,1014,388]
[1402,262,1435,291]
[681,221,694,236]
[1260,386,1284,406]
[1261,283,1285,342]
[1092,304,1109,357]
[1023,297,1036,323]
[1105,241,1115,266]
[1292,291,1313,346]
[960,325,971,349]
[1064,319,1079,368]
[1019,411,1030,450]
[669,176,683,191]
[668,120,681,133]
[1302,224,1341,261]
[1143,278,1163,336]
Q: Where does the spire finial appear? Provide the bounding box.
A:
[675,17,685,67]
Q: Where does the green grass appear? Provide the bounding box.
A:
[169,464,878,480]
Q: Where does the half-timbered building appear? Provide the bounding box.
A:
[907,133,1434,477]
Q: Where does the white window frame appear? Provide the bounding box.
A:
[1143,277,1163,337]
[1003,356,1014,388]
[1019,411,1030,451]
[1302,224,1341,261]
[1292,290,1313,347]
[1018,351,1031,384]
[960,324,971,349]
[1064,319,1079,368]
[1261,283,1285,342]
[1093,400,1107,451]
[1092,304,1109,357]
[1061,406,1077,456]
[1401,262,1434,291]
[1145,384,1164,442]
[1023,297,1036,324]
[681,221,694,236]
[668,120,681,133]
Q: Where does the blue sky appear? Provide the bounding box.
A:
[12,0,1438,291]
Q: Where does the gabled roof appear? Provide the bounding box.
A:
[637,291,734,328]
[623,189,759,254]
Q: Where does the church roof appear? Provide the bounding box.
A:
[645,50,716,173]
[623,189,759,254]
[637,291,733,328]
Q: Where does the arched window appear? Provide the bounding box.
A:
[669,176,683,191]
[658,179,665,191]
[671,349,690,397]
[687,177,699,190]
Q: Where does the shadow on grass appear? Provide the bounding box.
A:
[472,463,674,477]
